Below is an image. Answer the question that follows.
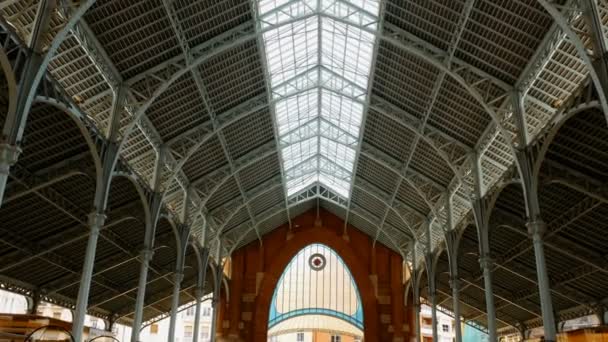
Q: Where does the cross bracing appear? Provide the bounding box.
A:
[1,0,608,339]
[256,0,380,199]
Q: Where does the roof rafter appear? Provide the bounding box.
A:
[115,8,520,232]
[375,0,476,248]
[162,0,263,243]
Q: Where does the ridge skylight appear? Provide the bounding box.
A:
[257,0,380,199]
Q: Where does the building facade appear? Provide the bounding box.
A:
[269,331,361,341]
[420,304,456,342]
[137,300,215,342]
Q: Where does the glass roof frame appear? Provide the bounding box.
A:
[257,0,381,200]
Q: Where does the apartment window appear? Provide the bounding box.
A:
[150,324,159,334]
[331,335,341,342]
[184,325,193,338]
[297,332,304,341]
[442,324,449,332]
[186,306,195,316]
[202,307,211,316]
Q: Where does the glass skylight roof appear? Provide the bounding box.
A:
[257,0,380,199]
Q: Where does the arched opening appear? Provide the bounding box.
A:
[267,244,364,341]
[247,219,381,342]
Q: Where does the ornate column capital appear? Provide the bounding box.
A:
[174,271,184,284]
[478,255,494,269]
[195,287,204,299]
[140,249,154,262]
[87,212,106,232]
[0,143,21,173]
[449,276,460,290]
[526,219,547,238]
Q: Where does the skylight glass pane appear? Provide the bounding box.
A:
[275,90,318,134]
[320,89,364,137]
[257,0,380,200]
[282,136,317,170]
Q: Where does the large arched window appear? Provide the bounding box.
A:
[268,244,364,337]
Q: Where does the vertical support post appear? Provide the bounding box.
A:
[593,304,607,325]
[106,315,116,333]
[210,240,222,342]
[168,224,190,342]
[516,147,557,341]
[72,211,106,341]
[168,270,185,342]
[472,154,497,342]
[72,141,117,342]
[529,220,556,340]
[192,248,208,342]
[0,144,21,205]
[411,242,421,342]
[445,228,462,342]
[451,277,462,342]
[193,287,203,342]
[0,0,58,206]
[423,220,438,342]
[130,248,154,342]
[473,197,497,342]
[28,289,40,315]
[413,289,420,342]
[425,252,438,342]
[131,146,165,342]
[430,283,438,342]
[516,322,528,342]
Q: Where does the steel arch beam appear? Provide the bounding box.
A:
[532,96,600,180]
[536,0,608,124]
[213,175,421,238]
[226,193,408,256]
[167,86,468,195]
[375,0,475,248]
[0,28,17,124]
[32,94,104,191]
[176,97,457,231]
[2,1,96,145]
[185,140,427,233]
[116,11,517,207]
[162,0,263,243]
[216,177,411,254]
[193,147,428,241]
[100,8,514,253]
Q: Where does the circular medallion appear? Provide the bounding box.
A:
[309,253,326,271]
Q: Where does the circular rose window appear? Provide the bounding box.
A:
[308,253,326,271]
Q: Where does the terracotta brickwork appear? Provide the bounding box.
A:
[214,208,414,342]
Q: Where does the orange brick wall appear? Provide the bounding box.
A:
[215,208,414,342]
